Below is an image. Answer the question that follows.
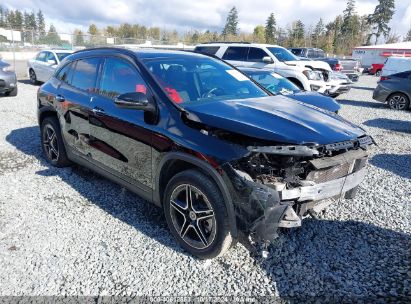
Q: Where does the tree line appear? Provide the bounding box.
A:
[0,0,409,55]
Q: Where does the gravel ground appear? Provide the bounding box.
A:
[0,76,410,301]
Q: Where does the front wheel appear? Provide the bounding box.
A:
[163,169,233,259]
[388,93,410,110]
[41,116,70,167]
[5,86,17,96]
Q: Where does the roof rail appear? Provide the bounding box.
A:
[72,46,130,54]
[198,41,251,45]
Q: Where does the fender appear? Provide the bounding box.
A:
[154,152,238,239]
[37,105,57,126]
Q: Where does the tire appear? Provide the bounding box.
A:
[163,169,233,259]
[387,93,410,111]
[40,116,71,167]
[376,70,381,77]
[29,69,39,85]
[5,86,17,97]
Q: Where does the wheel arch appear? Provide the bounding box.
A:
[287,77,305,90]
[38,107,58,126]
[155,152,238,239]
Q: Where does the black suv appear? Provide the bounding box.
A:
[37,48,373,259]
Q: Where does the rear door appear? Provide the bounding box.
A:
[57,57,102,157]
[222,46,249,67]
[33,51,47,81]
[88,56,153,190]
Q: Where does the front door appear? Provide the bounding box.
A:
[88,56,153,190]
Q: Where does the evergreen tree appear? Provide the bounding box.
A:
[88,24,98,36]
[292,20,305,46]
[367,0,395,44]
[404,27,411,42]
[36,10,46,37]
[0,6,5,28]
[265,13,276,44]
[222,6,239,37]
[14,10,23,30]
[341,0,357,35]
[44,24,61,45]
[74,29,84,46]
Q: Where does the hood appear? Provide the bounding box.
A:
[288,91,341,113]
[183,96,364,145]
[285,60,332,71]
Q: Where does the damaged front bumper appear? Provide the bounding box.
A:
[224,148,370,243]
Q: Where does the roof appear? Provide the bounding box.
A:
[195,43,282,48]
[354,41,411,50]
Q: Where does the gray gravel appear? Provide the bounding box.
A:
[0,76,410,301]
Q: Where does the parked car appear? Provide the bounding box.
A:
[317,58,361,82]
[381,57,411,78]
[373,70,411,110]
[326,71,353,98]
[194,43,331,94]
[27,49,73,84]
[38,48,373,258]
[369,63,384,76]
[0,59,17,96]
[289,47,325,59]
[238,67,341,113]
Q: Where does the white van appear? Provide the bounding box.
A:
[381,57,411,77]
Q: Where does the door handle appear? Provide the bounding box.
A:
[92,107,105,116]
[55,95,65,102]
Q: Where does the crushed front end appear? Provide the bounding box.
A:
[222,135,374,244]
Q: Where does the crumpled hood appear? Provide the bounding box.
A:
[285,60,332,71]
[288,91,341,113]
[183,96,365,145]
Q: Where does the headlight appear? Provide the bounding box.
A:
[2,65,14,72]
[303,70,323,81]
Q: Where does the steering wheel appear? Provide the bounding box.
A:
[202,87,224,98]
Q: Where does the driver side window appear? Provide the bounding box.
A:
[99,57,148,100]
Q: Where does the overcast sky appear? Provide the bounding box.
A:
[3,0,411,37]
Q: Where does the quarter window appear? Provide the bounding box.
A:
[71,58,100,92]
[194,46,220,56]
[247,48,270,62]
[222,47,249,61]
[99,57,148,99]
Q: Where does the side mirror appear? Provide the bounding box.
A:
[114,92,155,112]
[262,56,274,64]
[47,59,57,65]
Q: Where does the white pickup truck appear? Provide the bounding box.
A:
[195,43,352,97]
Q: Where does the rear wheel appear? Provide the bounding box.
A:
[29,69,38,84]
[41,116,70,167]
[163,169,233,259]
[375,70,381,77]
[387,93,410,110]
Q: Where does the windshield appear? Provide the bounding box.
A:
[267,47,298,62]
[56,53,71,61]
[142,56,268,105]
[247,72,300,95]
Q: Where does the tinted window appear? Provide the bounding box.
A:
[267,47,297,62]
[307,49,314,58]
[56,52,71,62]
[194,46,220,56]
[247,48,270,62]
[142,56,267,105]
[56,63,74,83]
[71,58,100,92]
[290,48,304,56]
[46,52,57,63]
[222,47,249,61]
[36,52,47,62]
[99,57,147,99]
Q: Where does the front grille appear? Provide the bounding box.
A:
[306,162,351,183]
[0,80,6,88]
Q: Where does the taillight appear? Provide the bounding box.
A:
[334,63,342,71]
[380,76,390,81]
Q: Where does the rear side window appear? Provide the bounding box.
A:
[194,46,220,56]
[99,57,148,99]
[46,52,57,63]
[394,71,411,79]
[56,63,74,83]
[307,49,314,58]
[71,58,100,92]
[248,48,270,62]
[222,47,249,61]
